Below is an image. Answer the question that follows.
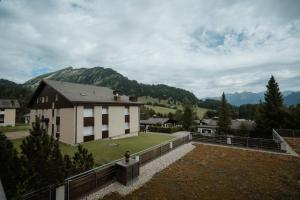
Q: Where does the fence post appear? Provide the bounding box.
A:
[56,185,65,200]
[170,141,173,149]
[95,171,97,188]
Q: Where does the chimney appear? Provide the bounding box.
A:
[113,90,121,101]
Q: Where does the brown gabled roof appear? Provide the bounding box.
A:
[29,79,142,106]
[0,99,20,109]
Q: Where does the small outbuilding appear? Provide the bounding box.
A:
[0,99,20,127]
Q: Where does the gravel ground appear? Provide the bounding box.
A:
[82,142,195,200]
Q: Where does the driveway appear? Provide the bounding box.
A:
[5,130,29,140]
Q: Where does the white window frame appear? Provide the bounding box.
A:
[102,106,108,114]
[102,124,108,131]
[56,124,60,133]
[84,108,94,117]
[124,107,129,115]
[56,109,60,117]
[125,122,129,129]
[83,126,94,136]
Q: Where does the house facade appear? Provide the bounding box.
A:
[28,79,142,145]
[197,118,255,136]
[0,99,20,126]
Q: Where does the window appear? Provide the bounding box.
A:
[36,99,39,104]
[83,126,94,136]
[124,106,129,115]
[0,109,4,114]
[102,124,108,131]
[56,124,60,133]
[0,114,4,123]
[45,96,48,102]
[55,94,58,101]
[84,108,94,117]
[102,106,108,114]
[125,122,129,129]
[56,109,60,116]
[41,97,44,103]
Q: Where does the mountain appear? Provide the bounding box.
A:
[24,67,199,104]
[285,92,300,106]
[206,91,300,106]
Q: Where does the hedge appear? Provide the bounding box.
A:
[148,126,183,133]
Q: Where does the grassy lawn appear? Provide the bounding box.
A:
[12,133,175,166]
[0,123,30,133]
[105,144,300,200]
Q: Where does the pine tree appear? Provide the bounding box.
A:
[72,145,94,174]
[182,100,193,131]
[217,92,231,135]
[20,118,66,191]
[0,132,22,199]
[255,76,284,137]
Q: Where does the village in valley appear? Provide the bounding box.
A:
[1,1,300,200]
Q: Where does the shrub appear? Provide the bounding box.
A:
[148,126,183,133]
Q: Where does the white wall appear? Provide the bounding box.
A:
[108,106,125,137]
[129,106,139,133]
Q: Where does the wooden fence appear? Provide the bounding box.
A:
[191,133,284,152]
[22,134,190,200]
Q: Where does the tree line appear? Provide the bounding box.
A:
[217,76,300,137]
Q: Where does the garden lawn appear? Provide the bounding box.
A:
[0,123,30,133]
[11,133,175,166]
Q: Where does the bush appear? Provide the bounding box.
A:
[148,126,183,133]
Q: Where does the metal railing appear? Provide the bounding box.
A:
[275,129,300,138]
[191,132,284,152]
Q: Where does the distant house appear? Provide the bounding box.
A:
[140,117,178,131]
[197,117,255,136]
[24,113,30,124]
[0,99,20,127]
[28,79,143,145]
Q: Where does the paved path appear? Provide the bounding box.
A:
[5,130,29,140]
[83,142,195,200]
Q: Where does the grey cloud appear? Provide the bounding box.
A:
[0,0,300,97]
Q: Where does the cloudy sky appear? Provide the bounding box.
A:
[0,0,300,98]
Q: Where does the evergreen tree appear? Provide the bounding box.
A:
[72,145,94,174]
[0,132,22,199]
[182,100,193,130]
[20,118,66,191]
[255,76,284,137]
[217,92,231,135]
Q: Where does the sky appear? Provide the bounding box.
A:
[0,0,300,98]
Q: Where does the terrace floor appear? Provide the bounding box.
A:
[105,143,300,200]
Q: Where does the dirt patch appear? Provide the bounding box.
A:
[104,144,300,200]
[285,137,300,154]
